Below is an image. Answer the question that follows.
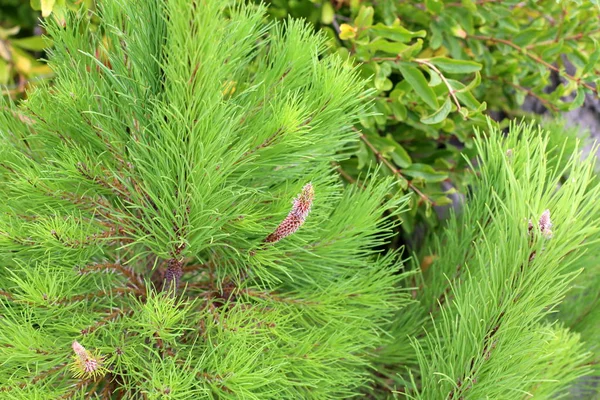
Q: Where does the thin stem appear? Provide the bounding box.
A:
[446,0,500,6]
[526,28,600,49]
[467,34,598,96]
[414,58,463,115]
[488,76,559,113]
[356,129,434,205]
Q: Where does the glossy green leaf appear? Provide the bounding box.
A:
[421,97,452,125]
[403,163,448,182]
[365,39,408,55]
[354,6,374,28]
[389,139,412,168]
[11,37,52,51]
[397,64,439,109]
[369,23,426,43]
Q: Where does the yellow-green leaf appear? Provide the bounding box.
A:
[11,36,53,51]
[354,6,374,28]
[41,0,57,17]
[0,59,10,84]
[369,23,426,43]
[321,2,335,25]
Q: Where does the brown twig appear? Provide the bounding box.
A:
[488,76,560,113]
[446,0,500,6]
[79,262,144,290]
[356,129,434,205]
[466,34,598,96]
[414,58,463,115]
[63,287,138,303]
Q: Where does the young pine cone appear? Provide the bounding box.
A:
[265,183,314,243]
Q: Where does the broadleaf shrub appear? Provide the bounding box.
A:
[266,0,600,232]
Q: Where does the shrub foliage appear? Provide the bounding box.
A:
[267,0,600,232]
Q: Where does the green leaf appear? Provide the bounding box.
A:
[541,41,565,60]
[428,57,482,74]
[356,140,369,169]
[403,163,448,182]
[365,38,408,55]
[425,0,444,14]
[321,1,335,24]
[448,79,482,109]
[421,97,452,125]
[30,0,42,11]
[570,87,586,110]
[388,138,412,168]
[11,37,53,51]
[390,100,407,121]
[41,0,56,17]
[369,23,426,43]
[512,28,542,47]
[582,44,600,76]
[397,64,439,109]
[354,6,374,28]
[461,0,477,12]
[374,64,393,90]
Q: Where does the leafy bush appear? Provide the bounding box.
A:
[0,0,94,98]
[266,0,600,232]
[0,0,412,397]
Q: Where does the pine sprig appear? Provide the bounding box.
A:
[0,0,409,397]
[376,122,600,398]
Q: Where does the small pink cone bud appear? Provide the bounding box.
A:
[70,340,104,378]
[265,183,314,243]
[527,209,553,239]
[539,209,553,238]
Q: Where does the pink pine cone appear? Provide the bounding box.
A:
[265,183,314,243]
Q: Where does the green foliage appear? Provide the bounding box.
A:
[265,0,600,232]
[2,1,600,398]
[370,122,600,398]
[0,0,412,397]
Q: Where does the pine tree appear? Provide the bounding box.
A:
[0,0,411,397]
[371,122,600,398]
